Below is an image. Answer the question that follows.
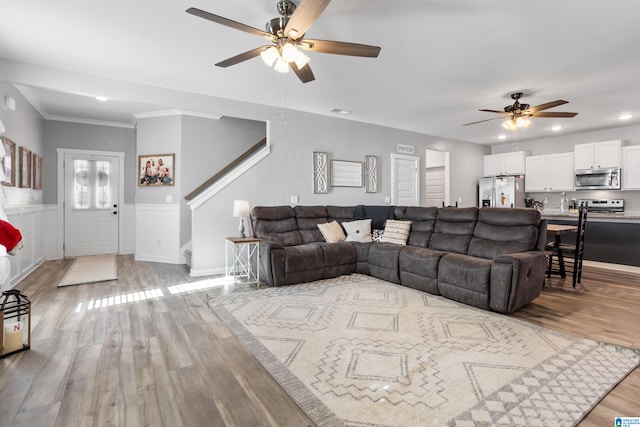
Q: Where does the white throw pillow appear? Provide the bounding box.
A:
[317,221,346,243]
[342,219,373,243]
[380,219,412,245]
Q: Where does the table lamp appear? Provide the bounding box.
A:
[232,200,250,238]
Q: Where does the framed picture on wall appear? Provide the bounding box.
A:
[331,160,363,188]
[19,146,32,189]
[1,136,16,186]
[32,154,43,190]
[138,153,175,186]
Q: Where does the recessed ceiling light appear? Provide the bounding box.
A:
[551,125,563,131]
[329,107,351,115]
[498,134,506,140]
[95,96,108,101]
[618,113,633,120]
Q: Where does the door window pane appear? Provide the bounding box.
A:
[73,159,111,209]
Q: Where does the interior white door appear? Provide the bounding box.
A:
[425,167,445,206]
[64,153,119,257]
[391,154,419,206]
[425,149,450,207]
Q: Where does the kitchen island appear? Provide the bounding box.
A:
[543,209,640,267]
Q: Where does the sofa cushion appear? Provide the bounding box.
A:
[252,206,302,246]
[294,205,328,244]
[467,207,541,259]
[319,241,357,266]
[317,221,346,243]
[396,206,438,248]
[429,207,478,254]
[368,242,403,283]
[326,206,357,223]
[284,244,324,273]
[399,246,446,294]
[355,205,397,229]
[380,220,412,245]
[343,219,372,243]
[438,252,493,309]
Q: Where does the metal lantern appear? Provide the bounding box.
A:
[1,289,31,358]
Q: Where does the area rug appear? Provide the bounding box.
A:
[57,254,117,287]
[209,274,640,427]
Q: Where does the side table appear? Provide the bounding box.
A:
[225,237,260,288]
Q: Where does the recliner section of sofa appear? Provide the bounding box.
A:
[251,204,547,313]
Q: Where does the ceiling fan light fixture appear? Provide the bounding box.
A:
[281,42,299,62]
[294,50,310,69]
[274,56,290,73]
[260,46,279,66]
[516,117,531,128]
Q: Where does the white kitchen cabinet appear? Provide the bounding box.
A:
[524,155,547,192]
[525,152,573,192]
[623,145,640,189]
[484,151,526,176]
[574,140,621,169]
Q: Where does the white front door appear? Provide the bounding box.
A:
[64,153,119,257]
[391,154,420,206]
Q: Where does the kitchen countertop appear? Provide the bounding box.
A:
[541,209,640,222]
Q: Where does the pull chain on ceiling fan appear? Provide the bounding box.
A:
[463,92,578,129]
[186,0,381,83]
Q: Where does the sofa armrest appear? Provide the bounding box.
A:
[489,251,546,313]
[258,239,286,286]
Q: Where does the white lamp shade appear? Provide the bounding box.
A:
[274,56,289,73]
[232,200,250,218]
[294,50,310,69]
[260,46,279,67]
[0,118,5,135]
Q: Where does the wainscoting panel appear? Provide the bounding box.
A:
[5,205,46,288]
[135,204,181,264]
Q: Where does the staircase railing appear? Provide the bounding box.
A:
[185,137,267,202]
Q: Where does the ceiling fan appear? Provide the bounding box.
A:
[186,0,381,83]
[463,93,578,130]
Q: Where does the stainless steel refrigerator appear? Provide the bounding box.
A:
[478,176,525,208]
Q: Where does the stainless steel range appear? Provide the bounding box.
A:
[577,199,624,213]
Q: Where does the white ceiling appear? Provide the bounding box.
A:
[1,0,639,144]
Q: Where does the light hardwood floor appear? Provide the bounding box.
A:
[1,256,638,426]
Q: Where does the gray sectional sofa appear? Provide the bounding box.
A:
[250,205,547,313]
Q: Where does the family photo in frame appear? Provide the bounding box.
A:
[138,153,175,186]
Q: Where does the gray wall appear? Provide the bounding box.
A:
[136,113,267,247]
[190,107,489,271]
[0,82,44,207]
[42,121,136,204]
[180,115,266,246]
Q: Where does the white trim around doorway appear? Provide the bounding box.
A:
[56,148,126,258]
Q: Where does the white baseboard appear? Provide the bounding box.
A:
[583,260,640,274]
[189,266,225,277]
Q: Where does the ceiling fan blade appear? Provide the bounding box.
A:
[462,117,505,126]
[530,111,579,118]
[528,100,568,113]
[215,46,268,68]
[284,0,331,40]
[186,7,276,42]
[479,109,508,114]
[299,39,381,57]
[291,62,315,83]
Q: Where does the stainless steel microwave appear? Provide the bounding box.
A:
[575,168,621,190]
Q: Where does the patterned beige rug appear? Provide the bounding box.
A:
[209,274,640,427]
[58,254,117,287]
